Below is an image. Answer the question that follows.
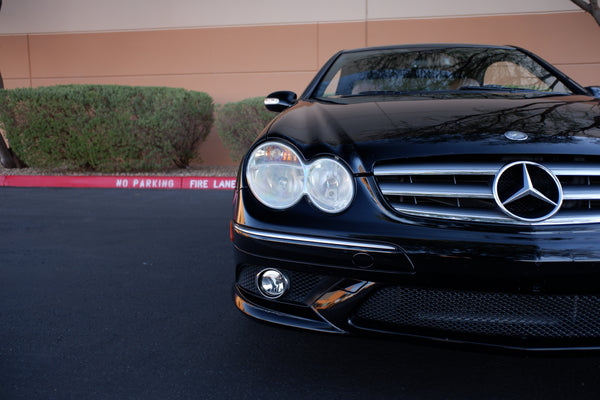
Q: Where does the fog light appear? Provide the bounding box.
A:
[256,269,289,299]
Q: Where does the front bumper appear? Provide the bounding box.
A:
[233,218,600,350]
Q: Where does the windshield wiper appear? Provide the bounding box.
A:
[342,90,410,97]
[341,90,440,97]
[458,85,573,97]
[314,96,344,104]
[458,85,539,93]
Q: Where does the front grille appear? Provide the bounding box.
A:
[237,265,324,304]
[353,286,600,339]
[373,156,600,225]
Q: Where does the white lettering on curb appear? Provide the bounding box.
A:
[135,179,174,189]
[116,178,175,189]
[213,179,236,189]
[113,177,236,190]
[189,179,209,189]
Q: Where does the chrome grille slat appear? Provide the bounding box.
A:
[563,187,600,201]
[374,163,501,176]
[390,204,512,223]
[545,163,600,176]
[374,163,600,177]
[374,159,600,225]
[380,183,493,199]
[391,204,600,226]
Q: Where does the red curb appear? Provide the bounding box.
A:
[2,175,237,190]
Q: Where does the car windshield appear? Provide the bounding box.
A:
[312,47,574,99]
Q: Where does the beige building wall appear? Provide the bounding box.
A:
[1,1,599,165]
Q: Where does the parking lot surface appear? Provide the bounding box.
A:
[2,188,600,399]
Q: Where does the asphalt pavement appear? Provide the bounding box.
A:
[2,188,600,399]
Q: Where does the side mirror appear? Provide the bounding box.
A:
[264,91,297,112]
[586,86,600,98]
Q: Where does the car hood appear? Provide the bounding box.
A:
[265,95,600,173]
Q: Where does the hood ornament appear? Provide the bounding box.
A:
[504,131,529,141]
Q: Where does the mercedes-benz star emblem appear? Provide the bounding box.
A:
[493,161,563,222]
[504,131,529,141]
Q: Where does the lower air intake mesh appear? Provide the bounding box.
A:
[354,286,600,339]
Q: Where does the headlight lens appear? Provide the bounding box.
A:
[306,158,354,213]
[246,142,305,209]
[246,142,354,213]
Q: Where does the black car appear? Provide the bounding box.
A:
[231,44,600,350]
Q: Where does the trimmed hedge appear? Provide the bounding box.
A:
[215,97,274,162]
[0,85,214,172]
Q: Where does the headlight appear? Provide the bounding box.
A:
[246,142,305,209]
[246,142,354,213]
[306,158,354,213]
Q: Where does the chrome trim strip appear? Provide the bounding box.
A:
[233,224,398,253]
[563,187,600,200]
[379,182,493,199]
[374,162,600,177]
[391,203,600,225]
[545,163,600,176]
[381,183,600,201]
[381,184,600,201]
[390,204,512,223]
[374,163,501,176]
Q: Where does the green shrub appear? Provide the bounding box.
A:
[215,97,274,162]
[0,85,214,172]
